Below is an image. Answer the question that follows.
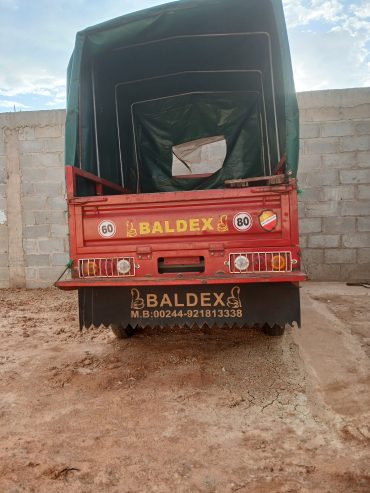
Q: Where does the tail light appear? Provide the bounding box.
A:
[229,252,292,273]
[271,254,286,271]
[81,260,99,277]
[78,257,135,278]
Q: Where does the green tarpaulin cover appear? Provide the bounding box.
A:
[66,0,299,193]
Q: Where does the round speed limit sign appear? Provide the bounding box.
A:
[98,220,116,238]
[233,212,252,232]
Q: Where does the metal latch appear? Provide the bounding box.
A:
[209,243,225,257]
[136,246,152,260]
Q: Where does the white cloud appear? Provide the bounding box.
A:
[283,0,344,27]
[0,74,65,98]
[350,1,370,18]
[289,28,369,91]
[0,100,29,109]
[283,0,370,91]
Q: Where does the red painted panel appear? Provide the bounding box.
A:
[62,166,305,289]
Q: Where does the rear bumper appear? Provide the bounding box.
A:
[56,271,306,290]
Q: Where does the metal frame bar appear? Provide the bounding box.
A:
[66,165,129,200]
[114,70,272,190]
[91,61,101,177]
[113,32,280,158]
[260,112,266,176]
[114,87,125,186]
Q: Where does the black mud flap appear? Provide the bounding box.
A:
[78,283,301,329]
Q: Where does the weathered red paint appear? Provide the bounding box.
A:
[57,166,306,290]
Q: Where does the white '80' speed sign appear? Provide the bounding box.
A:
[233,212,252,232]
[98,220,116,238]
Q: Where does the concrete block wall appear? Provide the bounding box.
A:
[297,88,370,281]
[0,88,369,287]
[0,110,68,288]
[0,127,9,288]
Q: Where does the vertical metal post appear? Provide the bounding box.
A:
[78,83,82,169]
[114,88,125,187]
[267,36,281,162]
[259,112,266,176]
[91,61,101,177]
[259,72,272,175]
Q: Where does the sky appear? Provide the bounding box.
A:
[0,0,369,112]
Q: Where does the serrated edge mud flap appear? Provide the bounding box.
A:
[78,282,301,329]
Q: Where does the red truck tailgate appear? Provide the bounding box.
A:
[70,185,298,255]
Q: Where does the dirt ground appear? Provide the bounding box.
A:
[0,283,369,493]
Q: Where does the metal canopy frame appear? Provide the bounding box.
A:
[113,69,272,183]
[90,31,280,188]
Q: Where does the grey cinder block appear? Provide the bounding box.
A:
[299,170,339,187]
[322,152,356,169]
[0,267,10,282]
[325,249,356,264]
[358,185,370,200]
[340,135,370,152]
[341,201,370,217]
[300,123,320,139]
[23,225,50,239]
[322,217,356,234]
[321,186,355,201]
[305,202,339,217]
[308,235,340,248]
[25,254,50,267]
[35,125,62,139]
[301,248,324,264]
[358,217,370,232]
[304,138,339,155]
[52,253,70,266]
[321,122,354,137]
[340,169,370,184]
[343,233,370,248]
[299,218,322,234]
[38,267,62,281]
[358,249,370,264]
[38,238,66,253]
[0,253,8,267]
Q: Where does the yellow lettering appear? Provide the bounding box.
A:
[176,219,188,233]
[200,293,211,307]
[164,221,175,233]
[186,293,198,306]
[202,218,214,231]
[146,294,158,308]
[152,221,163,234]
[160,293,172,307]
[213,292,225,307]
[138,218,214,235]
[139,222,150,235]
[189,218,200,232]
[174,293,184,307]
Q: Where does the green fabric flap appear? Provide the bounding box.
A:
[133,92,261,192]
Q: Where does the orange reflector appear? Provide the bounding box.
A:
[272,254,286,271]
[82,260,98,277]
